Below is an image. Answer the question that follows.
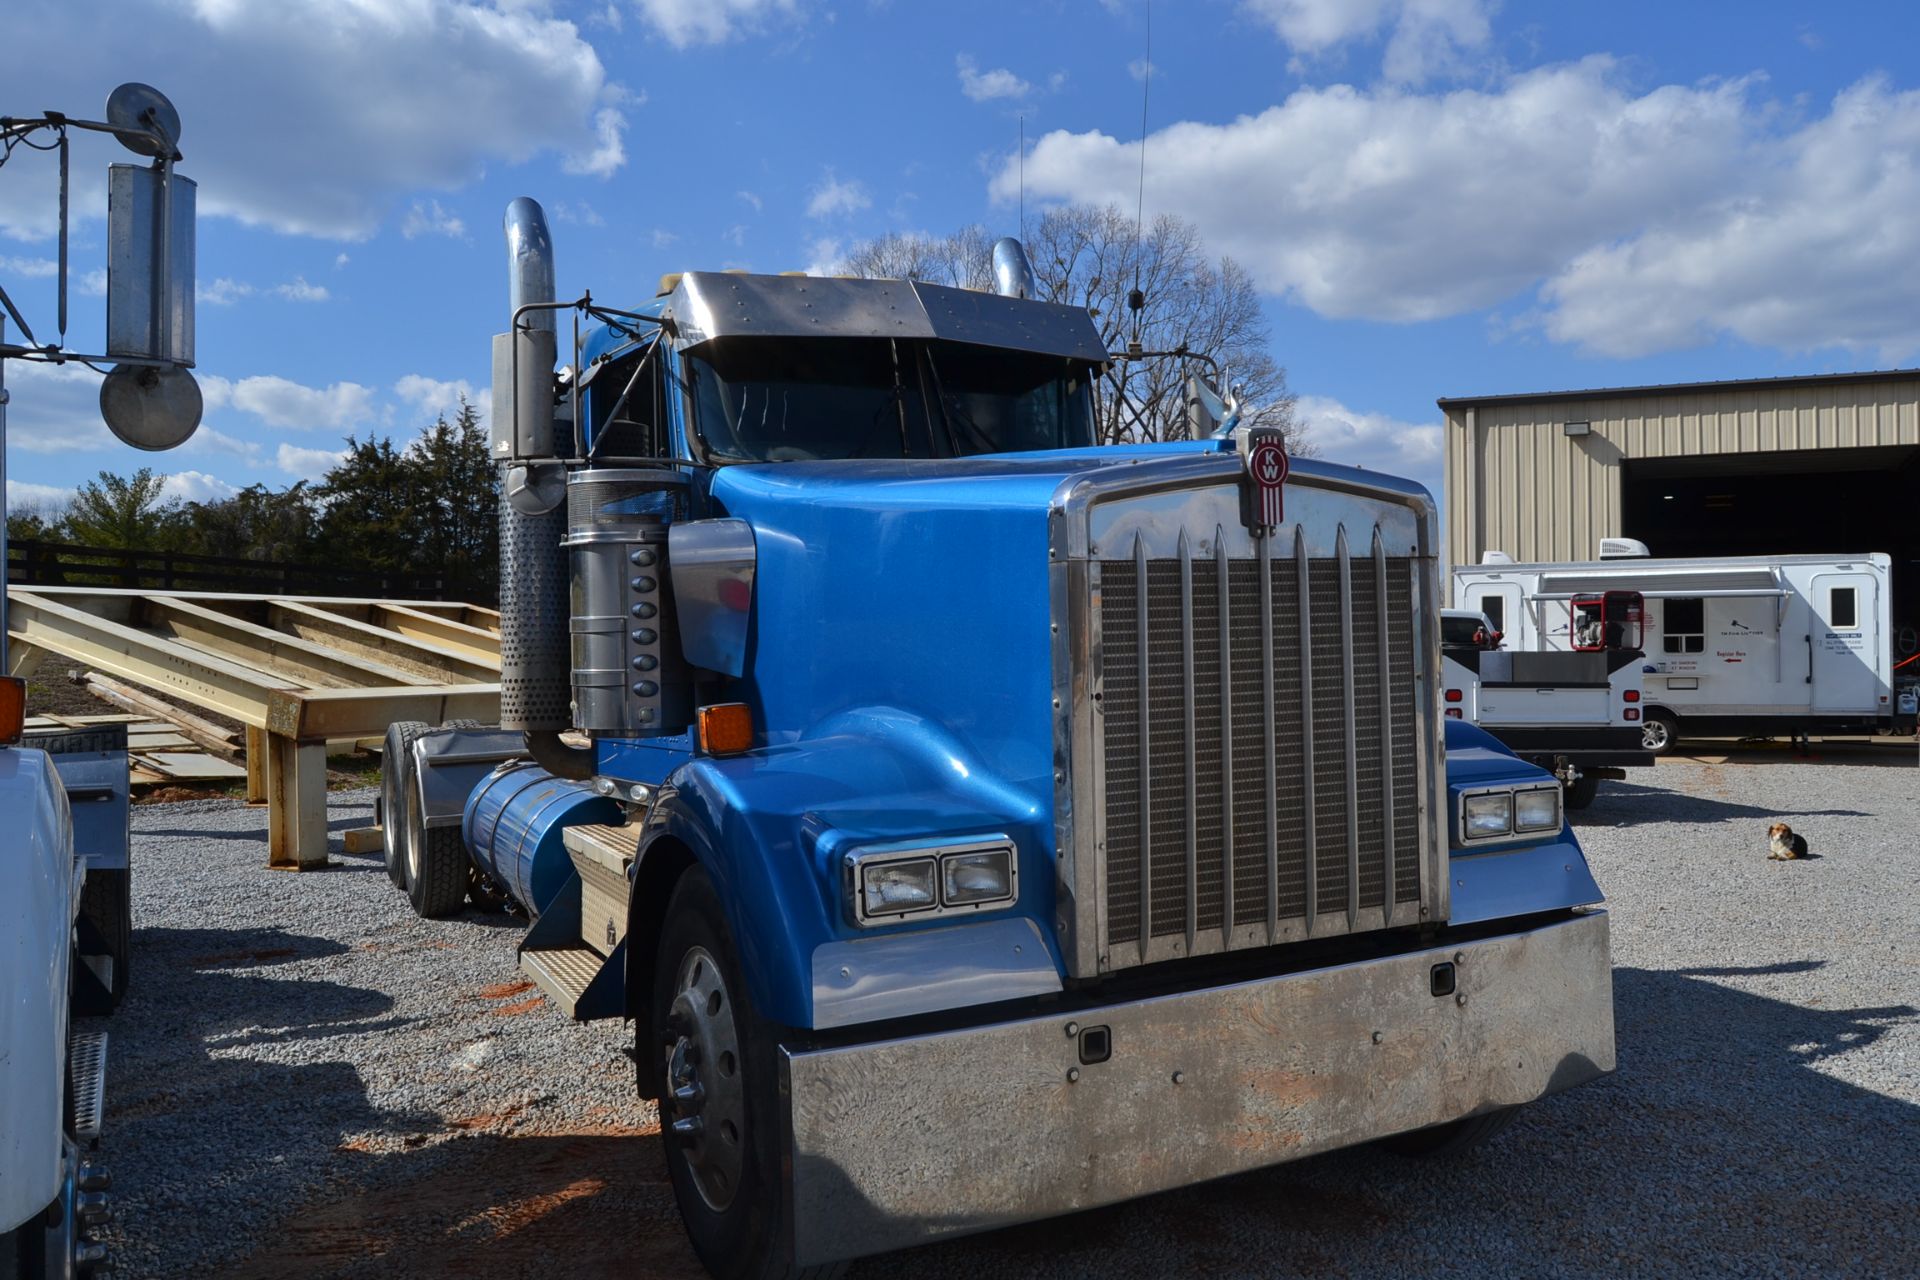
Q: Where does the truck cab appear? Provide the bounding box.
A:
[386,200,1617,1280]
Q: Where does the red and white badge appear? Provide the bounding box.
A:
[1240,428,1290,530]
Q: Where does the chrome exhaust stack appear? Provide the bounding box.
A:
[493,198,575,753]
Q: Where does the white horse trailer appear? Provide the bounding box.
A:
[1453,548,1910,753]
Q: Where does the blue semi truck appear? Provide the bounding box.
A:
[378,198,1617,1279]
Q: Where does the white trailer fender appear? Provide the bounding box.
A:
[0,747,76,1233]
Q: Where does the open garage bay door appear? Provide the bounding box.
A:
[1620,443,1920,657]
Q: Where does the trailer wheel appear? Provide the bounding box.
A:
[381,721,431,890]
[78,867,133,1010]
[1564,774,1600,810]
[1641,710,1678,756]
[652,869,835,1280]
[1382,1105,1522,1157]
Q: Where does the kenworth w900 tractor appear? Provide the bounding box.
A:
[381,198,1616,1279]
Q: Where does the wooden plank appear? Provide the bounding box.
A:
[82,673,244,758]
[264,600,499,683]
[267,735,329,869]
[19,585,458,610]
[137,596,434,689]
[135,751,248,781]
[267,684,500,743]
[9,591,292,729]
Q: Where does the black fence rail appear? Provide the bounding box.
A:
[5,538,445,599]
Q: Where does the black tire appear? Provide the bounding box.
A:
[1382,1106,1521,1157]
[1641,710,1679,757]
[78,866,132,1010]
[403,773,469,919]
[651,869,834,1280]
[381,720,431,890]
[1564,773,1600,810]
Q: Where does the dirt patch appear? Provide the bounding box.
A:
[210,1127,698,1280]
[136,785,239,805]
[491,996,546,1017]
[478,980,537,1000]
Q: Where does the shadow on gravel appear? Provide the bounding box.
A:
[1579,780,1869,826]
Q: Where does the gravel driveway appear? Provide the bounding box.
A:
[92,758,1918,1278]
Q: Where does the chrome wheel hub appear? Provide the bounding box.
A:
[664,945,746,1212]
[1642,720,1669,751]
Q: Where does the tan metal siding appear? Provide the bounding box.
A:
[1444,377,1920,570]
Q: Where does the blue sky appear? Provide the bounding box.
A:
[7,0,1920,514]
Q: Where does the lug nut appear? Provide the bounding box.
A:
[671,1115,705,1144]
[77,1163,110,1192]
[672,1081,705,1110]
[75,1241,109,1267]
[76,1190,110,1228]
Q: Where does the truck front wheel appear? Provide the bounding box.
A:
[650,869,835,1280]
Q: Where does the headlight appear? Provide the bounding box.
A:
[943,849,1014,906]
[845,836,1019,926]
[861,858,938,918]
[1514,786,1562,833]
[1462,792,1513,839]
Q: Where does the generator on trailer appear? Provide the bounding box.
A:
[380,198,1619,1279]
[1454,544,1912,754]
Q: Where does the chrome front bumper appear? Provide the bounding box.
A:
[781,910,1614,1266]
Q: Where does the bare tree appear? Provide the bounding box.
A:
[841,204,1303,451]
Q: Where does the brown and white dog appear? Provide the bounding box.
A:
[1767,822,1810,861]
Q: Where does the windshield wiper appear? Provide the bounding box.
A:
[922,346,998,455]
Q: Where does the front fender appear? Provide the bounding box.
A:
[1442,718,1604,925]
[634,706,1064,1029]
[0,748,76,1232]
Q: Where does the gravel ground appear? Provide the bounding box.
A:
[92,759,1918,1278]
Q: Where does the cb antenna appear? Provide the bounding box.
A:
[1018,112,1026,244]
[1127,0,1152,356]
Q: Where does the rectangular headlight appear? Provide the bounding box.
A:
[942,849,1014,906]
[1462,792,1513,839]
[1514,787,1561,833]
[861,858,937,918]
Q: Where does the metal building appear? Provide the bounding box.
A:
[1440,369,1920,638]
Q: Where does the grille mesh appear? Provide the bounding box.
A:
[1098,547,1421,959]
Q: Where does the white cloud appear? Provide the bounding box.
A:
[1293,394,1442,491]
[1244,0,1494,84]
[999,58,1753,326]
[1540,76,1920,360]
[1127,59,1157,83]
[552,201,607,227]
[77,268,107,297]
[0,255,58,278]
[724,224,748,248]
[394,374,490,428]
[230,376,375,430]
[272,276,329,303]
[6,479,76,511]
[402,200,467,241]
[160,470,239,504]
[806,172,871,219]
[652,228,679,248]
[334,253,351,269]
[275,443,347,478]
[199,278,255,306]
[736,190,763,213]
[0,0,623,243]
[802,236,842,277]
[631,0,799,48]
[2,359,113,453]
[563,106,628,178]
[957,55,1031,103]
[180,425,263,463]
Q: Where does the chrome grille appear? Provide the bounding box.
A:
[1096,530,1421,965]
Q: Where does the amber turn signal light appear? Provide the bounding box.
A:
[698,702,754,756]
[0,676,25,746]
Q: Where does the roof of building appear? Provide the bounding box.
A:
[1436,366,1920,411]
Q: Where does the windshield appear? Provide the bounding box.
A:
[687,337,1095,462]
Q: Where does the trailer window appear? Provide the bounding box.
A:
[1663,598,1704,654]
[1829,586,1858,630]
